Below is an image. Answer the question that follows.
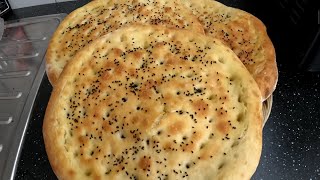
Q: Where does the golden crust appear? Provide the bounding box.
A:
[249,16,278,99]
[45,0,204,86]
[43,25,262,180]
[181,0,278,100]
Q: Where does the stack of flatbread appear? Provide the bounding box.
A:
[43,0,277,179]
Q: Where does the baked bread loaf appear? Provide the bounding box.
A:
[45,0,204,86]
[43,25,263,180]
[181,0,278,100]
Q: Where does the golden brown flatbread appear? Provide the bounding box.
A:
[45,0,204,86]
[43,25,262,180]
[181,0,278,100]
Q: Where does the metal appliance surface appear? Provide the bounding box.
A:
[0,13,65,180]
[0,0,10,17]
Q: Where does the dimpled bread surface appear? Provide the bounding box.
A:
[43,25,263,180]
[181,0,278,100]
[45,0,204,86]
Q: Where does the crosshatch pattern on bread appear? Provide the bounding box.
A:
[45,0,204,86]
[181,0,278,100]
[43,25,263,180]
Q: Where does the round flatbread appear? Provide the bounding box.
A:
[45,0,204,86]
[43,25,262,180]
[181,0,278,100]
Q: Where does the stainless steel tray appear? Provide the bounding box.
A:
[0,14,66,180]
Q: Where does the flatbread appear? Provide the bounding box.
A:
[43,25,262,180]
[45,0,204,86]
[181,0,278,100]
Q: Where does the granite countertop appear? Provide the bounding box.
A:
[3,0,319,179]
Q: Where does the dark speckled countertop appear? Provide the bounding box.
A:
[4,0,320,179]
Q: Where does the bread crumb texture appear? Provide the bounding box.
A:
[181,0,278,100]
[46,0,204,86]
[43,25,262,180]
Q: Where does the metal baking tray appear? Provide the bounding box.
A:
[0,13,66,180]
